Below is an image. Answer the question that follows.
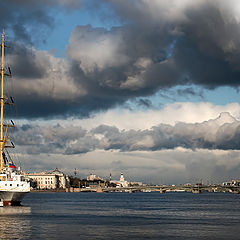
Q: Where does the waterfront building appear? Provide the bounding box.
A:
[129,181,143,187]
[26,168,70,189]
[110,173,129,187]
[86,173,103,181]
[222,179,240,187]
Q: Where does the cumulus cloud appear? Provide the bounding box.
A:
[83,0,240,89]
[66,102,240,130]
[5,44,87,117]
[2,0,240,118]
[9,111,240,155]
[53,0,240,116]
[67,25,129,74]
[4,0,240,184]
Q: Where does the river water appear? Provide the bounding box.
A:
[0,192,239,239]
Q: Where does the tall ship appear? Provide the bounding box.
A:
[0,32,30,206]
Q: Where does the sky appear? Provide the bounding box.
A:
[2,0,240,184]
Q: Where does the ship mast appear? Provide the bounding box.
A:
[0,32,5,172]
[0,32,15,173]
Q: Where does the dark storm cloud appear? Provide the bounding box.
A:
[9,44,45,79]
[3,0,240,118]
[11,112,240,154]
[88,0,240,89]
[12,124,91,155]
[64,0,240,117]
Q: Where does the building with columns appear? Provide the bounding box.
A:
[26,168,70,190]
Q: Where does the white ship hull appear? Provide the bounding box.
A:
[0,178,30,206]
[0,191,29,206]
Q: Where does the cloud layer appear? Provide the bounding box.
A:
[21,148,240,185]
[1,0,240,117]
[3,1,240,184]
[13,108,240,184]
[10,111,240,155]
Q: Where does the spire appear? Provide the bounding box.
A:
[120,173,125,182]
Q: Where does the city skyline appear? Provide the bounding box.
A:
[2,0,240,184]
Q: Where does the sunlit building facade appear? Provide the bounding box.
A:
[110,173,129,187]
[26,168,70,189]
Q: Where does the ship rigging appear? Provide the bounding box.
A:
[0,32,30,206]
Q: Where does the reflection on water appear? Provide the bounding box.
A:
[0,207,31,240]
[0,206,31,215]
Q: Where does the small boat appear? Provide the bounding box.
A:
[0,32,30,206]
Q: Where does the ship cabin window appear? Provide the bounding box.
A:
[17,184,19,187]
[5,184,7,186]
[10,184,12,186]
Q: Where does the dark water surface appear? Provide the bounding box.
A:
[0,192,239,239]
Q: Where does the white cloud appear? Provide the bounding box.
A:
[13,102,240,157]
[61,102,240,130]
[67,25,129,74]
[14,101,240,184]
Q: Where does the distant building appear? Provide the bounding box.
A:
[87,173,103,181]
[129,181,143,187]
[26,168,70,189]
[110,173,129,187]
[222,179,240,187]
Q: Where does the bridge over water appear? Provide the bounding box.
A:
[66,185,240,194]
